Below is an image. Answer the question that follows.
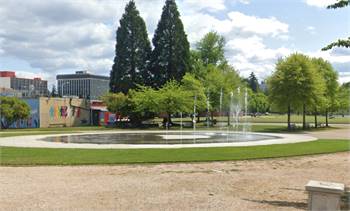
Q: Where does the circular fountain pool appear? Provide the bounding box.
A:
[41,131,277,145]
[0,130,317,149]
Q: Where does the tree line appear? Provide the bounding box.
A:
[105,0,349,129]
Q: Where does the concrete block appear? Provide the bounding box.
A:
[305,180,345,211]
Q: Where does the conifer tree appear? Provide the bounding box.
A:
[110,0,152,93]
[150,0,190,88]
[248,72,259,93]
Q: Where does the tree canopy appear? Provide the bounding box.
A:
[268,53,325,129]
[110,0,152,93]
[337,82,350,114]
[196,31,226,66]
[248,91,269,113]
[149,0,190,88]
[130,80,194,125]
[248,72,259,93]
[0,97,31,129]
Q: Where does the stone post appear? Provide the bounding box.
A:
[305,180,345,211]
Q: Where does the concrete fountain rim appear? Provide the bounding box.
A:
[0,130,318,149]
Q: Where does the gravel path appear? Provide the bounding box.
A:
[1,152,349,210]
[306,126,350,139]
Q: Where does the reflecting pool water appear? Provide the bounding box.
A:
[41,132,278,145]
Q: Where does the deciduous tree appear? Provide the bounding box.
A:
[0,97,30,129]
[311,58,339,127]
[268,53,325,130]
[196,31,226,66]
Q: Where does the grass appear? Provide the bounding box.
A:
[0,139,349,166]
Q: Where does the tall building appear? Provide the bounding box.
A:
[56,71,109,100]
[0,71,48,97]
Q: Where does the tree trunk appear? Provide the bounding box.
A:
[167,113,172,126]
[314,109,318,128]
[162,113,172,128]
[287,104,291,130]
[227,111,230,126]
[325,108,329,127]
[302,103,306,130]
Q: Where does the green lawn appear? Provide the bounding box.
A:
[0,139,349,166]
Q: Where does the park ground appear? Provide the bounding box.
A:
[0,126,349,210]
[0,152,349,210]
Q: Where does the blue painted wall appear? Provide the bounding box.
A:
[9,98,40,128]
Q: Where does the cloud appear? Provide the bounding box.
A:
[2,0,347,86]
[304,0,339,8]
[227,12,289,38]
[306,26,316,35]
[0,0,128,80]
[181,0,226,12]
[226,36,292,79]
[298,47,350,83]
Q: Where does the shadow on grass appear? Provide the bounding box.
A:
[243,198,307,210]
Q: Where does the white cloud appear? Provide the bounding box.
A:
[181,0,226,12]
[238,0,250,4]
[306,48,350,83]
[227,12,289,38]
[226,36,292,79]
[306,26,316,34]
[305,0,338,8]
[338,72,350,84]
[8,0,348,87]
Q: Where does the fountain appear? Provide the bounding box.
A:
[243,87,251,134]
[206,90,210,128]
[193,95,197,143]
[219,88,223,130]
[180,112,183,143]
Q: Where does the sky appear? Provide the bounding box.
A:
[0,0,349,88]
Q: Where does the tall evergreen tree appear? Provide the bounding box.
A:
[248,72,259,92]
[110,0,152,94]
[50,85,58,97]
[150,0,190,88]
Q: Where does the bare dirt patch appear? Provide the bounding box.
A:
[1,152,349,210]
[306,125,350,139]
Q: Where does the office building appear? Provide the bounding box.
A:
[56,71,109,100]
[0,71,48,97]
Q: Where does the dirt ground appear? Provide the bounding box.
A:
[305,125,350,139]
[0,152,349,210]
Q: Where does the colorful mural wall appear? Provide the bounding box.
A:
[10,98,40,128]
[98,112,116,126]
[48,104,81,119]
[3,97,90,128]
[39,98,90,128]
